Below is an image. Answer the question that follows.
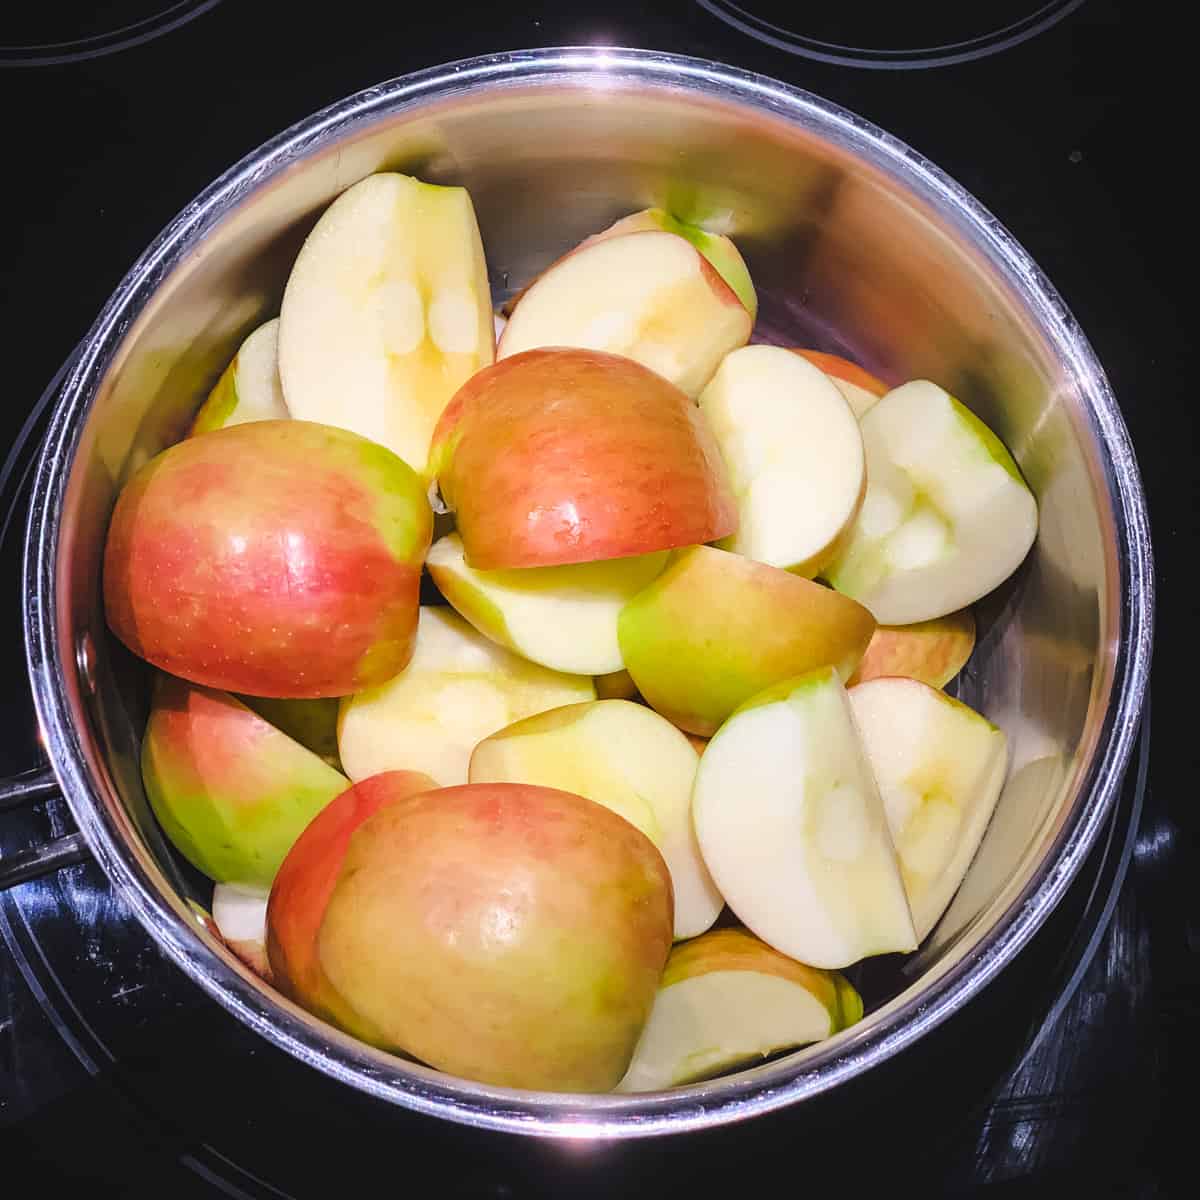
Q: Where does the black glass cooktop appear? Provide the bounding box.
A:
[0,2,1190,1195]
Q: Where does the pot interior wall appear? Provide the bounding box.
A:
[54,77,1115,1049]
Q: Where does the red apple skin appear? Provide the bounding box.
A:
[792,349,889,397]
[429,348,737,569]
[266,770,437,1044]
[104,420,432,698]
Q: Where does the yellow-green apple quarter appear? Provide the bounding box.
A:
[693,667,916,968]
[699,345,866,577]
[595,669,639,700]
[497,230,751,396]
[104,420,432,697]
[430,348,737,569]
[848,677,1008,940]
[617,928,861,1092]
[847,608,976,689]
[470,699,723,939]
[140,674,349,889]
[191,319,288,434]
[211,883,271,980]
[425,533,668,675]
[824,380,1038,624]
[337,607,594,786]
[278,172,493,472]
[792,349,889,419]
[273,778,674,1091]
[617,545,875,736]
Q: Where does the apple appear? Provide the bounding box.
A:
[497,230,752,397]
[699,345,866,577]
[425,532,668,675]
[267,769,437,1043]
[823,380,1038,624]
[469,699,724,939]
[595,669,639,700]
[271,778,675,1091]
[616,928,861,1092]
[237,695,342,770]
[337,606,595,786]
[846,607,976,689]
[430,348,737,569]
[104,419,432,697]
[693,666,916,969]
[848,677,1008,940]
[191,319,289,434]
[140,674,349,889]
[278,172,494,473]
[617,545,875,736]
[792,349,888,419]
[211,883,271,980]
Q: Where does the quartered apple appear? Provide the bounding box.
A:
[497,230,752,396]
[693,666,917,969]
[426,532,668,675]
[191,318,289,434]
[470,699,724,940]
[824,380,1038,624]
[699,345,866,576]
[847,607,976,689]
[278,172,494,472]
[337,607,595,786]
[617,929,861,1092]
[848,676,1008,940]
[792,349,889,420]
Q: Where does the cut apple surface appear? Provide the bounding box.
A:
[617,928,860,1092]
[426,533,668,675]
[337,607,595,786]
[847,608,976,689]
[618,545,875,736]
[431,348,737,569]
[848,677,1008,940]
[693,667,916,969]
[824,380,1038,624]
[211,883,271,980]
[470,699,723,939]
[497,230,752,397]
[699,345,866,576]
[192,319,288,434]
[792,349,888,420]
[278,172,494,472]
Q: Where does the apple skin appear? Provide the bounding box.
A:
[271,779,674,1091]
[792,350,888,398]
[430,348,737,569]
[618,545,876,736]
[104,419,432,698]
[236,695,342,770]
[141,674,349,889]
[846,608,976,689]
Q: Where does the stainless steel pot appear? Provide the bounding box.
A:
[5,48,1152,1137]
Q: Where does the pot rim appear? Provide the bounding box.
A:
[22,47,1154,1138]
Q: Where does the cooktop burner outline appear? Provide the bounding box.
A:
[695,0,1085,69]
[0,0,221,68]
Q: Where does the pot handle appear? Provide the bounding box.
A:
[0,767,90,890]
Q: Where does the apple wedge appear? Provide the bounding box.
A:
[617,928,860,1092]
[497,230,752,397]
[337,607,595,786]
[824,380,1038,624]
[699,345,866,576]
[191,319,288,434]
[426,533,668,675]
[847,608,976,689]
[470,699,724,939]
[237,695,342,770]
[792,349,888,420]
[618,545,875,736]
[278,172,494,472]
[848,677,1008,940]
[693,667,916,968]
[211,883,271,980]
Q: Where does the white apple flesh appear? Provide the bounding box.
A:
[191,319,288,434]
[848,676,1008,940]
[699,345,866,576]
[693,667,916,969]
[211,882,271,979]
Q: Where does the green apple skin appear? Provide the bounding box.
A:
[617,545,876,736]
[141,674,349,889]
